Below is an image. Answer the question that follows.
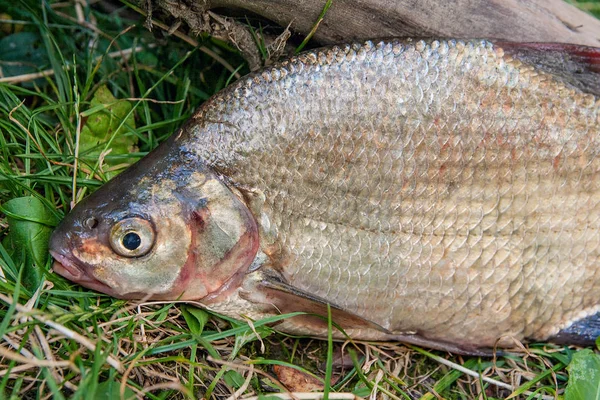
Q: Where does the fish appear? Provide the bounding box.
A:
[49,38,600,354]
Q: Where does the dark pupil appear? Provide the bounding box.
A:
[122,232,141,251]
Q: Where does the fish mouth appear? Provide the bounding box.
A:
[50,251,114,295]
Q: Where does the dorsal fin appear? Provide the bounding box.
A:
[495,41,600,97]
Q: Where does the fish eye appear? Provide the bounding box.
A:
[109,217,155,257]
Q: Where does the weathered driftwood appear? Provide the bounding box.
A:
[148,0,600,49]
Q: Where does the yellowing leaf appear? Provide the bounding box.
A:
[79,85,137,179]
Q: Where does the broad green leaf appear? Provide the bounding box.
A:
[565,349,600,400]
[79,85,137,178]
[0,32,49,87]
[2,196,58,289]
[180,305,210,335]
[93,380,136,400]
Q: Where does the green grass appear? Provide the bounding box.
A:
[568,0,600,18]
[0,0,598,399]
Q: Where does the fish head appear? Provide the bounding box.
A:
[49,141,259,301]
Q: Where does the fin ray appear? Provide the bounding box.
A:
[240,268,390,334]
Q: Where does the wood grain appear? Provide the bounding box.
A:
[206,0,600,46]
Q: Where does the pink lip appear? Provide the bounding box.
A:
[51,252,83,280]
[50,251,114,294]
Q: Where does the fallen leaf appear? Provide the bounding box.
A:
[273,365,324,392]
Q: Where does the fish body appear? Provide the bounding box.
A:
[50,39,600,353]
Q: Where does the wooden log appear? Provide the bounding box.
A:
[153,0,600,48]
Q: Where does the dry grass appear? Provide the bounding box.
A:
[0,0,598,399]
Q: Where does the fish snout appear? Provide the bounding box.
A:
[48,223,68,255]
[48,220,88,282]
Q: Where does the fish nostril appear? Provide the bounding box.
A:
[84,217,99,229]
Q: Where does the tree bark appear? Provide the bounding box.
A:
[153,0,600,49]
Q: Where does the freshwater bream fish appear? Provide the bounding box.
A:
[49,39,600,354]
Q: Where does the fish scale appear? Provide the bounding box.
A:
[184,39,600,346]
[49,38,600,352]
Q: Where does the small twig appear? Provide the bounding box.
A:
[207,11,264,71]
[74,0,85,23]
[0,69,56,84]
[0,363,47,377]
[0,345,72,368]
[3,334,36,359]
[0,44,156,84]
[409,345,513,389]
[125,2,241,79]
[408,345,557,400]
[0,292,124,372]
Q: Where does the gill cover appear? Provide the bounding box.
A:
[49,142,259,300]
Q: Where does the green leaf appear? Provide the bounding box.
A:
[0,32,50,87]
[565,349,600,400]
[79,85,137,178]
[2,196,58,289]
[223,370,245,389]
[93,380,136,400]
[180,305,209,335]
[352,385,372,397]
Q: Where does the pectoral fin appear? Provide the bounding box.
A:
[240,268,390,335]
[239,268,505,356]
